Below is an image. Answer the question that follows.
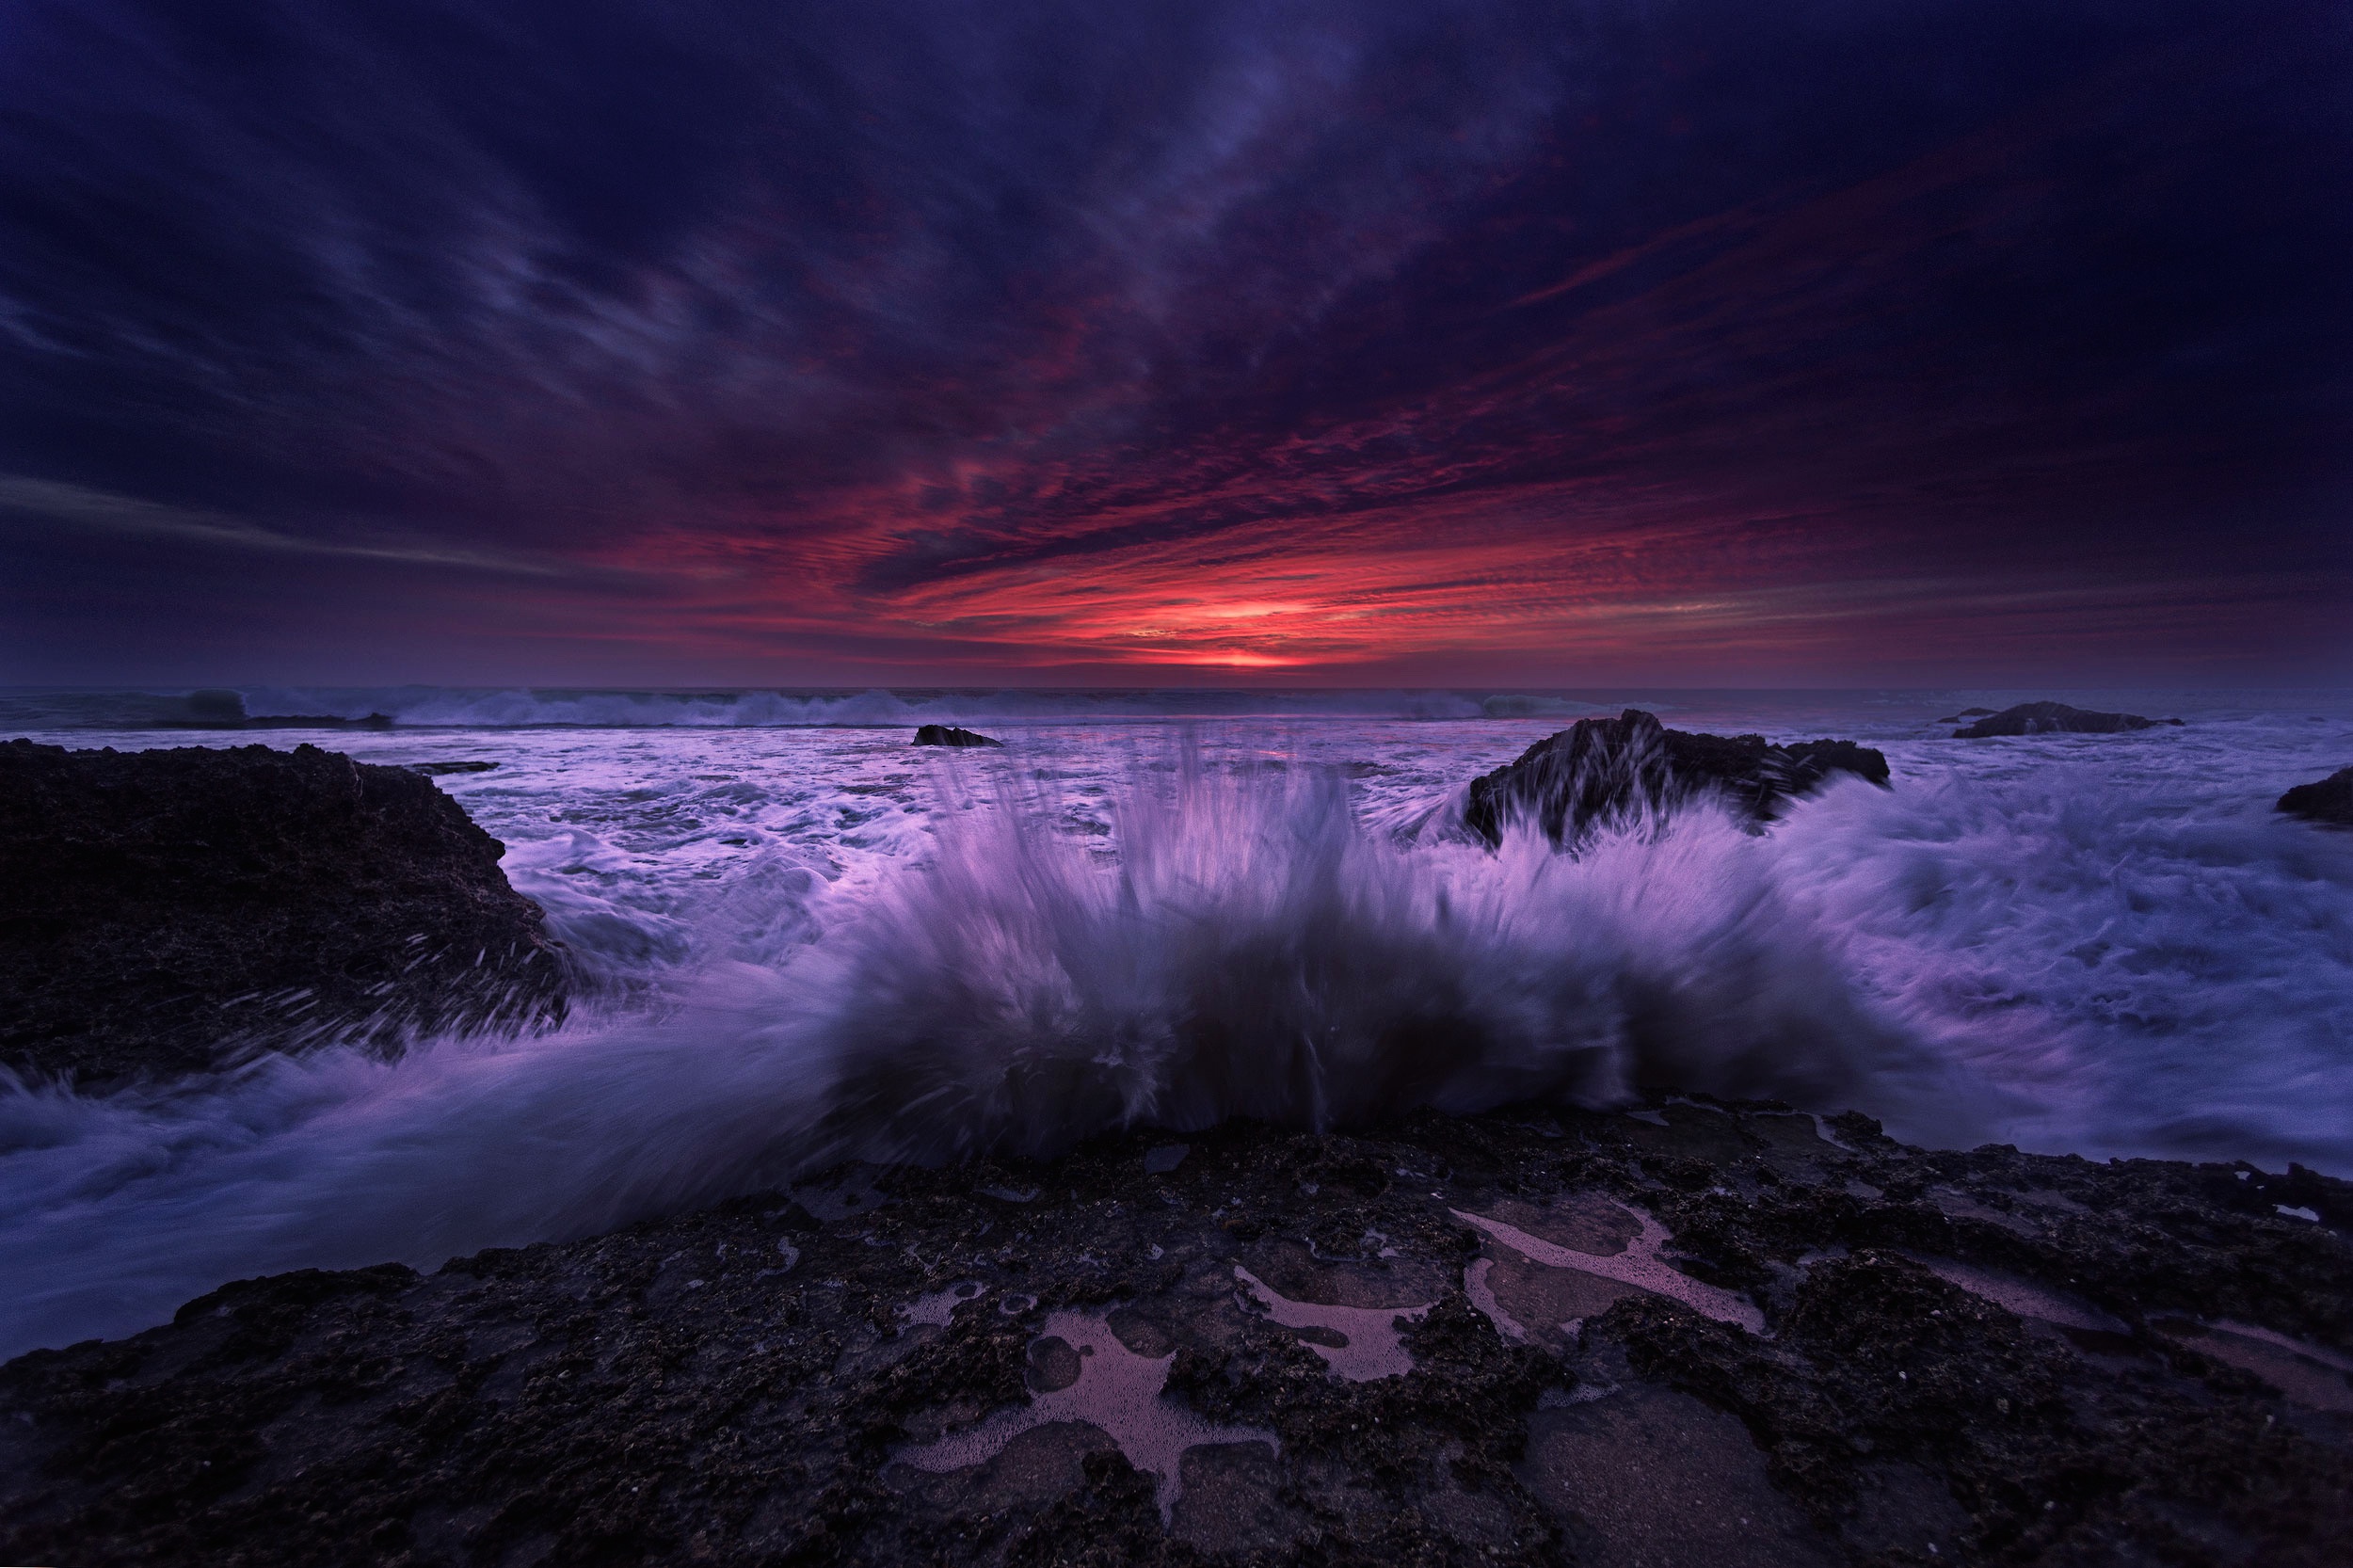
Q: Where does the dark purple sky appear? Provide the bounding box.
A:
[3,0,2349,686]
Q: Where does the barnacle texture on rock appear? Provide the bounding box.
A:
[4,1104,2345,1567]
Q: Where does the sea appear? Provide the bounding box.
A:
[2,684,2349,1357]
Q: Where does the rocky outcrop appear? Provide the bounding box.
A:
[1953,701,2182,738]
[1464,709,1889,847]
[2278,766,2353,827]
[0,740,567,1082]
[1935,706,1996,723]
[3,1103,2345,1567]
[913,725,1005,747]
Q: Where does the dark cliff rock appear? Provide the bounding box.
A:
[913,724,1005,747]
[2278,766,2353,827]
[1464,709,1890,848]
[0,740,567,1083]
[3,1104,2345,1568]
[1953,701,2183,739]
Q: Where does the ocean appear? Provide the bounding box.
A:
[2,684,2349,1356]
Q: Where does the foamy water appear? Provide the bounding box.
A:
[1,687,2349,1357]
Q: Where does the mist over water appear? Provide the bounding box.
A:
[2,689,2350,1357]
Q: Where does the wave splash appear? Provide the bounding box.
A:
[2,755,1984,1357]
[811,758,1950,1159]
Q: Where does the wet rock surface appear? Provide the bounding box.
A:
[4,1102,2346,1567]
[1951,702,2183,739]
[1464,710,1890,848]
[2277,766,2353,827]
[0,740,568,1083]
[914,725,1005,747]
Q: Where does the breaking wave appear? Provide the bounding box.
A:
[4,724,2351,1358]
[0,755,1964,1357]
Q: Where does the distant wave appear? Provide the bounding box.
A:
[0,684,1632,731]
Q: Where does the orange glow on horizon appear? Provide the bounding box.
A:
[588,469,1967,678]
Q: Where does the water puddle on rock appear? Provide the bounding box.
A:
[1464,1256,1582,1347]
[1232,1266,1433,1380]
[789,1168,888,1222]
[2154,1318,2353,1413]
[1453,1206,1766,1336]
[1904,1256,2123,1335]
[1925,1188,2042,1237]
[892,1308,1275,1518]
[898,1280,984,1331]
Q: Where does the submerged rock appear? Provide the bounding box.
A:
[2,1105,2345,1566]
[1463,708,1889,847]
[1934,706,1997,723]
[1953,701,2182,738]
[408,759,500,776]
[2278,766,2353,826]
[913,724,1005,747]
[0,739,567,1082]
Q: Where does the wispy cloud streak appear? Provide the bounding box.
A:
[0,0,2346,681]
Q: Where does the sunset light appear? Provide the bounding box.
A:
[4,5,2351,1562]
[1,1,2345,686]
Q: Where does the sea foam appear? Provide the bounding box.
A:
[1,699,2348,1358]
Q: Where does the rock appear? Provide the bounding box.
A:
[1953,701,2182,738]
[1934,706,1997,723]
[0,740,568,1082]
[409,760,500,776]
[913,724,1005,747]
[2278,766,2353,826]
[3,1105,2346,1567]
[1463,709,1889,847]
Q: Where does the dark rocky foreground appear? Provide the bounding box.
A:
[2278,766,2353,828]
[915,725,1006,747]
[1465,710,1889,848]
[4,1102,2346,1568]
[1952,704,2182,740]
[0,739,568,1082]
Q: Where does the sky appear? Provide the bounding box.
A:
[2,0,2349,688]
